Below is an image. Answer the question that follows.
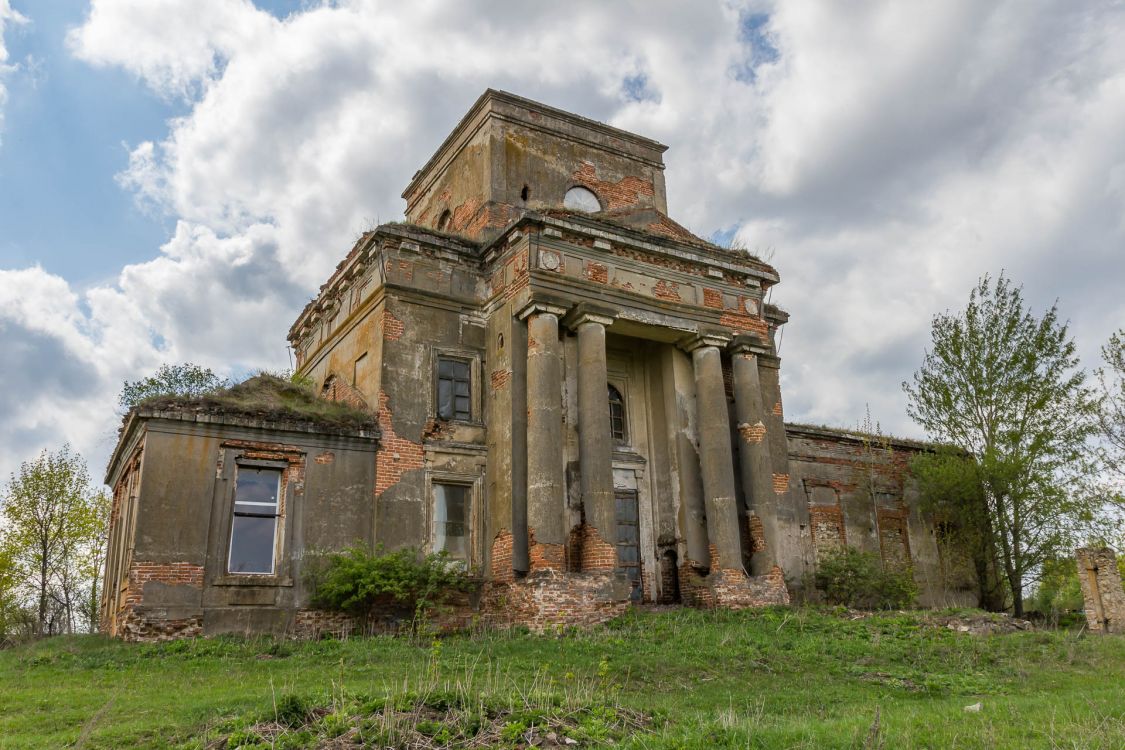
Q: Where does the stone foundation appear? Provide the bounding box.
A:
[1076,547,1125,633]
[119,610,203,642]
[482,569,631,631]
[678,564,790,609]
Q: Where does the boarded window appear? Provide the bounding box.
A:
[437,358,471,421]
[229,467,281,575]
[433,483,469,562]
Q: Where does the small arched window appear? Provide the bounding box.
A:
[564,186,601,213]
[436,209,452,231]
[608,384,627,444]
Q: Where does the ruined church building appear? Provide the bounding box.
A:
[101,91,976,640]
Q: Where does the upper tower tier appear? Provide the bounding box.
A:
[402,90,670,241]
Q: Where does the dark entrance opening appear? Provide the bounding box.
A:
[615,489,642,602]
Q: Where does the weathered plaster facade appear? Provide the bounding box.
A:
[101,90,975,639]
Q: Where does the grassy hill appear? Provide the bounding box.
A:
[0,607,1122,749]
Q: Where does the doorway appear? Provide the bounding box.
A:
[615,489,642,601]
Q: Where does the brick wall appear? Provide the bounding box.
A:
[481,570,630,632]
[678,564,789,609]
[117,561,205,642]
[374,389,424,497]
[571,163,655,210]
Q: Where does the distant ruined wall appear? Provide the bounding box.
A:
[784,425,978,608]
[1076,547,1125,633]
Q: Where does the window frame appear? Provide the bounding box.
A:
[431,349,480,425]
[426,472,480,567]
[211,452,297,587]
[227,463,285,576]
[608,382,628,446]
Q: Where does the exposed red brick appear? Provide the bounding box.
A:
[571,163,654,210]
[719,311,769,339]
[678,563,789,609]
[739,421,767,444]
[703,288,724,309]
[585,262,608,284]
[489,529,515,582]
[575,524,617,572]
[480,570,630,632]
[772,400,783,417]
[322,374,370,410]
[772,473,789,493]
[490,369,512,390]
[528,528,566,571]
[374,390,424,497]
[809,505,846,555]
[749,515,766,554]
[380,308,404,341]
[652,279,682,302]
[314,451,335,465]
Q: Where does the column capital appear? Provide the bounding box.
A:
[516,298,569,321]
[729,334,772,356]
[562,302,617,332]
[678,330,732,354]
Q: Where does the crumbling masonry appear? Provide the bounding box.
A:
[100,91,977,640]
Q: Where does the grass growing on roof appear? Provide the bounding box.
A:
[135,373,376,430]
[0,607,1122,748]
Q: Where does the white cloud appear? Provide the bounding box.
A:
[0,0,28,144]
[3,0,1125,481]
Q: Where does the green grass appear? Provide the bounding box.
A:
[0,607,1122,748]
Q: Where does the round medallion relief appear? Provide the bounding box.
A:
[540,250,561,271]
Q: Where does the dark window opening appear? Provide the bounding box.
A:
[437,358,471,421]
[434,483,469,562]
[520,184,530,201]
[436,209,451,231]
[608,384,627,444]
[229,466,282,575]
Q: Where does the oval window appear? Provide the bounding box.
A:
[563,186,601,213]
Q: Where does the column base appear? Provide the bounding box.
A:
[481,569,632,632]
[678,564,790,609]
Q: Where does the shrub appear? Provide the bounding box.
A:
[308,545,475,623]
[812,546,918,610]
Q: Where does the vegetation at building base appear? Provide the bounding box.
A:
[1,606,1122,749]
[307,545,478,627]
[809,547,919,610]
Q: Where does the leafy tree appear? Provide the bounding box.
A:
[903,274,1099,616]
[1096,329,1125,506]
[911,450,1007,610]
[0,542,35,644]
[1,446,105,634]
[118,362,229,412]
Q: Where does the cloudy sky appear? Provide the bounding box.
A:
[1,0,1123,484]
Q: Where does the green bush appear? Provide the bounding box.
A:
[308,545,475,622]
[812,546,918,610]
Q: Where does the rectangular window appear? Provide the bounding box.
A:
[433,483,469,562]
[229,466,282,575]
[437,358,471,421]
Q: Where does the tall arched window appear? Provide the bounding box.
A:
[436,209,452,231]
[608,384,627,444]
